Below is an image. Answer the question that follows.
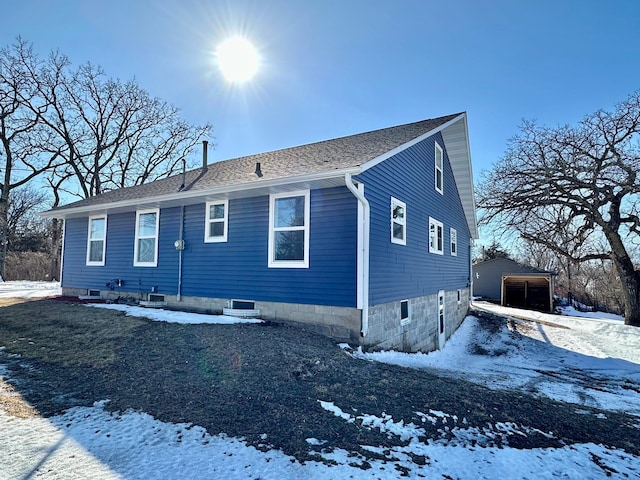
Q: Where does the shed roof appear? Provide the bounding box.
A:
[473,257,556,275]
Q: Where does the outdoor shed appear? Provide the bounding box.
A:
[472,257,555,312]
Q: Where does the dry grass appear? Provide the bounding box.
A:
[1,300,639,462]
[0,299,142,367]
[0,376,38,418]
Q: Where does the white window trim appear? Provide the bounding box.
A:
[429,217,444,255]
[86,215,107,266]
[134,208,159,267]
[435,142,444,195]
[204,200,229,243]
[450,227,458,256]
[268,190,310,268]
[390,196,406,245]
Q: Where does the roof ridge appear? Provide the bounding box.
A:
[202,112,463,170]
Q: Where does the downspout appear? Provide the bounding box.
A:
[177,205,185,302]
[469,241,473,302]
[345,173,370,337]
[59,219,66,286]
[177,158,187,302]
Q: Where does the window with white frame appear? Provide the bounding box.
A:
[268,190,310,268]
[390,197,406,245]
[134,209,159,267]
[86,215,107,266]
[429,217,444,255]
[205,200,228,242]
[450,227,457,256]
[435,142,444,195]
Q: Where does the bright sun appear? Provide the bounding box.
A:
[216,36,259,83]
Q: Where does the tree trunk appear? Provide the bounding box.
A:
[0,197,8,280]
[49,218,62,281]
[614,263,640,326]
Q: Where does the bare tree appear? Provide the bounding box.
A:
[0,38,64,277]
[32,61,211,199]
[6,185,50,252]
[1,38,212,279]
[477,91,640,326]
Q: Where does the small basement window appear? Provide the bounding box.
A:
[231,300,255,310]
[400,299,410,326]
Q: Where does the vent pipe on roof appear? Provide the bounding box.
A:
[202,140,208,171]
[178,158,186,191]
[255,162,263,177]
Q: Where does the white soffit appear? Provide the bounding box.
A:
[441,114,478,239]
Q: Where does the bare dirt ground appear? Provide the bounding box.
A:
[0,298,638,463]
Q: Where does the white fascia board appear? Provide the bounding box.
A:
[358,113,467,172]
[358,112,478,240]
[39,167,361,219]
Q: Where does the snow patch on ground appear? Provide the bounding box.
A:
[350,303,640,417]
[2,400,638,479]
[0,281,61,298]
[86,303,263,325]
[1,283,640,478]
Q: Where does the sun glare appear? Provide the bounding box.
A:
[216,36,259,83]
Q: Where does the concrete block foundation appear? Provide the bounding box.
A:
[61,286,469,352]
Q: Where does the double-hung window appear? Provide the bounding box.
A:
[429,217,444,255]
[390,197,406,245]
[134,209,159,267]
[450,228,458,256]
[268,190,310,268]
[435,142,444,195]
[205,200,228,242]
[86,215,107,266]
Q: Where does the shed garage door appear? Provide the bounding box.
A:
[502,275,551,312]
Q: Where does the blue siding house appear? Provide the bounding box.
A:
[43,113,478,352]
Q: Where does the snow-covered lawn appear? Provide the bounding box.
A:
[0,280,61,298]
[354,301,640,416]
[1,282,639,479]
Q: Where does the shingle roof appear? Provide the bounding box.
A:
[47,113,462,213]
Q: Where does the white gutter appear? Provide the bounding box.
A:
[40,167,361,219]
[345,173,370,337]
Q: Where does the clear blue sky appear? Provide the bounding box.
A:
[3,0,640,234]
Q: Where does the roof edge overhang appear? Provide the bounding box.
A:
[40,166,361,219]
[360,112,478,239]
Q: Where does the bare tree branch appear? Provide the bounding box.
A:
[477,91,640,326]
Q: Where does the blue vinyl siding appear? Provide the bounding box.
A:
[356,132,471,306]
[61,186,358,307]
[63,209,181,295]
